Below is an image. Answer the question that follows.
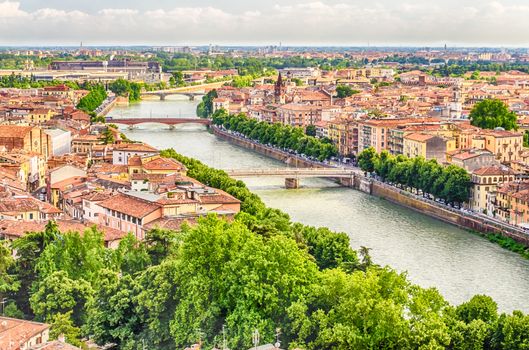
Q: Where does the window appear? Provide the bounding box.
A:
[29,213,33,219]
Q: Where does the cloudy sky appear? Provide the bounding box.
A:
[1,0,529,46]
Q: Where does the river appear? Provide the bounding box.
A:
[110,96,529,313]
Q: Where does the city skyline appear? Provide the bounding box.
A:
[2,0,529,46]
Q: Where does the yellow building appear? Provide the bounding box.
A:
[403,133,456,163]
[128,154,187,176]
[470,166,516,213]
[481,130,523,164]
[27,108,56,124]
[41,84,75,101]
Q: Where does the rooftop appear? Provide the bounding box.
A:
[0,317,50,350]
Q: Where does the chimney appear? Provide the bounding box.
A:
[58,334,66,343]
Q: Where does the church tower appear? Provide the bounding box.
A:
[275,73,285,104]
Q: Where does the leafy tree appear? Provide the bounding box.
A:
[196,89,218,118]
[11,221,60,315]
[335,85,360,98]
[469,99,518,130]
[456,295,498,324]
[144,228,180,265]
[109,79,142,102]
[101,127,115,144]
[35,227,111,284]
[211,111,337,161]
[491,311,529,349]
[0,240,19,297]
[113,233,151,275]
[30,271,93,326]
[358,147,378,173]
[77,84,107,113]
[49,312,83,347]
[305,124,317,137]
[3,302,25,319]
[85,270,141,348]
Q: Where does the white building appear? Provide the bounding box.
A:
[44,129,71,156]
[112,143,158,165]
[278,67,321,79]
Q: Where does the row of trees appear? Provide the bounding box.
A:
[76,84,107,118]
[212,110,338,161]
[2,150,528,349]
[196,89,218,118]
[155,52,365,74]
[108,78,142,102]
[0,74,81,89]
[358,148,472,205]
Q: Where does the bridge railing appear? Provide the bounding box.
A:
[224,168,357,176]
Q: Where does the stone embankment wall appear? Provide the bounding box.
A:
[212,127,328,168]
[367,179,529,245]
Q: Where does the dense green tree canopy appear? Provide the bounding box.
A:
[469,99,518,131]
[212,110,338,161]
[109,79,142,102]
[358,148,471,205]
[196,89,218,118]
[76,84,107,115]
[335,85,360,98]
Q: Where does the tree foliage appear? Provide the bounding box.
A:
[358,148,472,205]
[212,110,338,161]
[196,89,218,118]
[469,99,518,131]
[76,84,107,114]
[335,85,360,98]
[109,79,142,102]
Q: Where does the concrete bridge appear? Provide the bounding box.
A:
[225,168,359,189]
[141,81,229,100]
[106,117,211,129]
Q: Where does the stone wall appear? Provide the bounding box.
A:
[212,127,328,169]
[369,181,529,245]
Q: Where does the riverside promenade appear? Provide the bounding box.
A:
[212,125,529,246]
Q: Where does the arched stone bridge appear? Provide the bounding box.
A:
[106,117,211,128]
[141,81,229,100]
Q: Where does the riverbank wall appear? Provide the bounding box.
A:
[212,126,329,168]
[362,178,529,245]
[97,96,118,117]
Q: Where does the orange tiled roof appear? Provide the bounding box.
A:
[473,166,516,176]
[0,219,126,242]
[97,193,161,218]
[0,317,49,350]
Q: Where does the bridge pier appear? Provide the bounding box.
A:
[159,94,166,101]
[188,95,195,101]
[168,125,175,130]
[340,175,355,188]
[285,178,300,189]
[127,125,135,130]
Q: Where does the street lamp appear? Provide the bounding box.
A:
[252,329,260,350]
[1,298,12,316]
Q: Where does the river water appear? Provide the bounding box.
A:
[110,96,529,313]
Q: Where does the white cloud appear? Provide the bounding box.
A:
[0,1,27,18]
[0,1,529,45]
